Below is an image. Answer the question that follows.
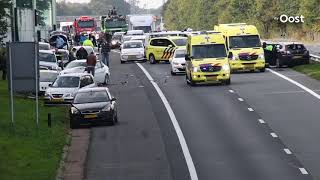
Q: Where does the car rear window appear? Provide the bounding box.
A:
[286,44,306,51]
[74,91,109,104]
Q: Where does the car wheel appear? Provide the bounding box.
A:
[120,60,125,64]
[149,54,156,64]
[171,70,176,76]
[104,74,110,85]
[260,67,265,72]
[110,114,117,126]
[70,119,79,129]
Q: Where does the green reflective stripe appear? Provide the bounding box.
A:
[265,45,273,51]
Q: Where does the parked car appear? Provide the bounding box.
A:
[44,73,96,105]
[120,40,145,63]
[263,41,310,67]
[60,59,110,85]
[169,48,186,75]
[70,87,118,128]
[39,42,51,50]
[39,50,62,71]
[39,70,59,94]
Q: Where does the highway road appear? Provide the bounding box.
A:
[85,50,320,180]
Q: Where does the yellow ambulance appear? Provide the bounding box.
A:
[185,33,231,86]
[214,23,265,72]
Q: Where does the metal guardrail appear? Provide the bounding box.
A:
[310,54,320,63]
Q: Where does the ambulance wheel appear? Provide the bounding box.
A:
[149,54,156,64]
[260,67,265,72]
[225,78,231,85]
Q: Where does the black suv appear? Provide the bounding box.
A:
[263,42,310,67]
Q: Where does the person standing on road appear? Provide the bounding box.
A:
[0,51,7,80]
[100,38,111,67]
[86,52,97,76]
[83,38,94,47]
[74,33,81,46]
[76,47,88,59]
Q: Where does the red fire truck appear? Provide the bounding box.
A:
[73,16,97,34]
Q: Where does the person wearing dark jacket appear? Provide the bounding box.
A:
[0,51,6,80]
[76,47,88,59]
[86,52,97,76]
[100,38,111,67]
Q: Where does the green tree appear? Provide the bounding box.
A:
[0,0,11,44]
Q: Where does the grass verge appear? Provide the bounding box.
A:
[0,80,69,180]
[293,64,320,81]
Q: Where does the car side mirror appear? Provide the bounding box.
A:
[228,52,233,59]
[185,55,191,61]
[111,97,116,101]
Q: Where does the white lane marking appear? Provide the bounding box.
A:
[264,90,320,95]
[267,68,320,100]
[258,119,265,124]
[136,63,199,180]
[238,98,244,102]
[299,168,309,175]
[248,108,254,112]
[284,148,292,155]
[229,90,235,93]
[270,132,278,138]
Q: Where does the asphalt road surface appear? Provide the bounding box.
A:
[85,50,320,180]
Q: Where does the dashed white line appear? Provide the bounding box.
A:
[238,98,244,102]
[267,68,320,100]
[248,108,254,112]
[299,168,309,175]
[229,90,234,93]
[258,119,265,124]
[136,63,199,180]
[270,132,278,138]
[284,148,292,154]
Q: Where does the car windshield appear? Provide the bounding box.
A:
[65,61,87,69]
[106,20,126,28]
[229,35,261,49]
[78,20,94,28]
[174,50,186,58]
[40,71,58,82]
[73,91,109,104]
[286,44,306,51]
[173,39,187,46]
[112,35,122,40]
[39,52,56,62]
[52,76,80,88]
[123,36,132,42]
[123,42,143,49]
[192,44,227,59]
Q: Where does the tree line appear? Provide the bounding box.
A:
[162,0,320,40]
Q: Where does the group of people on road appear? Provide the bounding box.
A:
[73,33,97,47]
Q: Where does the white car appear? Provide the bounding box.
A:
[60,59,110,85]
[126,30,144,36]
[130,35,147,46]
[44,73,96,105]
[39,50,62,71]
[120,40,145,63]
[40,70,59,94]
[170,48,186,75]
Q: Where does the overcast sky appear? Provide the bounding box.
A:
[57,0,165,9]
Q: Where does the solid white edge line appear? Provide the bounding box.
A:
[258,119,265,124]
[283,148,292,155]
[136,63,199,180]
[270,132,278,138]
[267,68,320,100]
[248,108,254,112]
[229,90,234,93]
[299,168,309,175]
[238,98,244,102]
